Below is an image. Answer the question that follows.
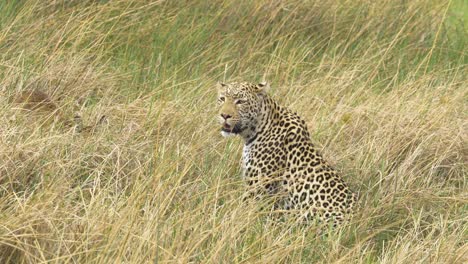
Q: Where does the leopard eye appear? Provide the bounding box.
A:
[235,99,246,105]
[219,96,225,102]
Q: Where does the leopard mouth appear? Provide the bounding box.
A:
[221,123,233,132]
[221,123,242,133]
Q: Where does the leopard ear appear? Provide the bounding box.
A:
[216,82,227,92]
[256,81,270,94]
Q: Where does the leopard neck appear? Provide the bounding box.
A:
[242,94,279,145]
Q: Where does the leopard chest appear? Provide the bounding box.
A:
[241,139,286,180]
[241,144,251,179]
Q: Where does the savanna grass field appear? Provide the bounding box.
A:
[0,0,467,263]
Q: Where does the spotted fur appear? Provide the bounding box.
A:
[217,81,357,226]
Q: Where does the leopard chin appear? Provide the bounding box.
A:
[221,130,235,137]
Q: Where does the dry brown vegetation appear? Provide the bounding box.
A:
[0,0,466,263]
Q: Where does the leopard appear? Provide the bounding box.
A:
[216,81,357,227]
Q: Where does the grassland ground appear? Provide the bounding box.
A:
[0,0,466,263]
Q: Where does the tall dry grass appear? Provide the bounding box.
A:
[0,0,466,263]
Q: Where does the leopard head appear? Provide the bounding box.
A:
[216,81,270,137]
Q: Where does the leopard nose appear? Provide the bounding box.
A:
[221,113,231,120]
